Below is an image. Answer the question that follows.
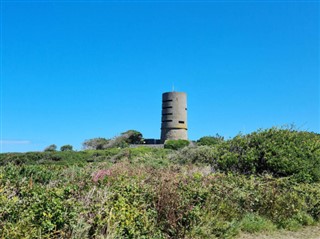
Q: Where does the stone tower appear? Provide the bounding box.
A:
[161,92,188,142]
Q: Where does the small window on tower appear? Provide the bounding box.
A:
[179,121,185,124]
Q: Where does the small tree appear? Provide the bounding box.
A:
[122,130,144,144]
[82,130,144,150]
[82,138,109,150]
[60,144,73,151]
[103,130,145,149]
[44,144,57,152]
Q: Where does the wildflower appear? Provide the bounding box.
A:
[92,169,111,182]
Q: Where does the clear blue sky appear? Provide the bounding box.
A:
[1,0,319,152]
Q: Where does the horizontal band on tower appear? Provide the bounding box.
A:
[161,127,188,130]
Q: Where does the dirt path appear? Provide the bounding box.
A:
[236,224,320,239]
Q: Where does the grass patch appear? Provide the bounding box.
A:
[240,214,276,233]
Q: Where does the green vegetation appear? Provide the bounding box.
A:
[82,137,110,150]
[197,134,224,146]
[239,214,277,233]
[60,145,73,151]
[213,127,320,182]
[164,139,190,150]
[0,127,319,238]
[82,130,144,150]
[44,144,57,152]
[122,130,144,144]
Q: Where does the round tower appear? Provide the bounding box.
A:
[161,92,188,142]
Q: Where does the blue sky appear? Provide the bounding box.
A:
[1,0,319,152]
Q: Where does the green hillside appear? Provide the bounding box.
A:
[0,128,319,238]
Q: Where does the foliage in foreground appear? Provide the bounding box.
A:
[0,160,319,238]
[213,128,320,182]
[1,127,320,238]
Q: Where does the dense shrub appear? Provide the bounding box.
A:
[82,138,109,150]
[0,151,94,165]
[0,156,320,238]
[82,130,144,150]
[164,139,190,150]
[1,127,320,238]
[197,134,224,146]
[169,145,215,165]
[60,144,73,151]
[122,130,144,144]
[213,128,320,182]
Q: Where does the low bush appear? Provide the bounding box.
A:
[169,145,215,165]
[197,134,224,146]
[240,213,276,233]
[213,127,320,182]
[1,160,320,238]
[164,139,190,150]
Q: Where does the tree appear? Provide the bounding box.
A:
[100,130,143,149]
[60,144,73,151]
[82,130,144,150]
[122,130,144,144]
[82,138,109,150]
[44,144,57,152]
